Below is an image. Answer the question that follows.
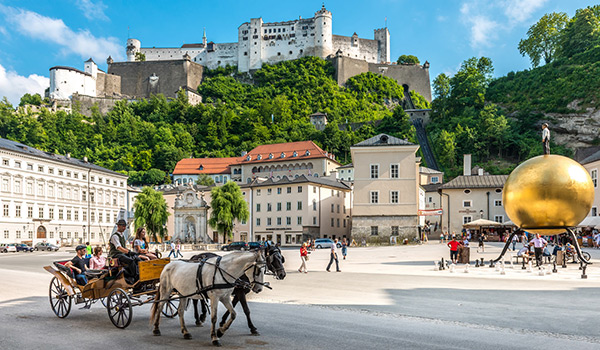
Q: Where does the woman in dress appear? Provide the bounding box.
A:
[341,238,348,260]
[89,246,106,270]
[134,227,157,261]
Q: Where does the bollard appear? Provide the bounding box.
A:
[552,261,557,273]
[562,254,567,268]
[441,257,446,270]
[434,261,440,271]
[480,258,485,267]
[538,266,545,276]
[475,259,480,268]
[522,258,526,270]
[464,264,470,273]
[500,262,506,275]
[489,259,495,268]
[582,264,588,279]
[527,261,533,273]
[449,263,456,273]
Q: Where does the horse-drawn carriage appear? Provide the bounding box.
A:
[44,257,179,328]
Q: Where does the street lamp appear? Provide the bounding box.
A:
[82,225,86,243]
[480,210,484,219]
[23,225,26,242]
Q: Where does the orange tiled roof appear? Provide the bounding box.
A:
[242,141,338,164]
[172,157,242,175]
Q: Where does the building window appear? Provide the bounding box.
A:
[1,178,8,192]
[26,182,33,195]
[49,208,54,219]
[463,216,472,224]
[286,217,291,225]
[14,161,21,168]
[391,226,399,236]
[267,189,272,195]
[286,202,291,211]
[256,203,261,212]
[391,191,399,204]
[267,203,272,212]
[277,188,282,194]
[15,180,21,193]
[313,216,317,225]
[331,204,334,213]
[370,191,379,204]
[277,202,282,211]
[15,205,21,217]
[27,163,33,171]
[16,230,21,239]
[592,207,597,216]
[331,218,334,227]
[371,226,379,236]
[494,200,502,206]
[276,217,282,225]
[27,206,33,218]
[2,204,8,217]
[267,217,272,226]
[3,230,8,239]
[67,210,71,220]
[74,210,79,221]
[370,164,379,179]
[313,200,317,211]
[2,159,7,166]
[337,204,340,213]
[390,164,399,178]
[337,218,340,227]
[257,189,261,196]
[58,209,64,220]
[313,187,316,193]
[58,170,63,176]
[297,186,302,193]
[99,212,103,223]
[494,215,504,223]
[48,185,54,197]
[28,231,33,239]
[256,218,261,226]
[287,187,292,194]
[431,176,439,184]
[82,210,86,221]
[297,201,303,210]
[49,168,54,174]
[297,216,302,225]
[592,169,598,187]
[38,207,44,219]
[463,200,472,208]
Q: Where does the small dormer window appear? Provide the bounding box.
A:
[293,151,298,157]
[199,165,204,170]
[246,155,251,161]
[305,150,310,156]
[281,152,285,158]
[268,153,273,159]
[257,154,262,160]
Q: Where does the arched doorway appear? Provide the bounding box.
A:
[37,225,47,239]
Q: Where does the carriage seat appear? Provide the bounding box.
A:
[53,261,74,278]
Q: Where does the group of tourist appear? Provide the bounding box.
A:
[298,238,348,274]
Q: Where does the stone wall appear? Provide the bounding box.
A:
[95,72,121,97]
[71,93,122,117]
[107,59,204,99]
[331,56,432,102]
[332,35,379,63]
[351,215,418,243]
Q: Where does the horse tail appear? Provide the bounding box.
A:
[150,285,160,326]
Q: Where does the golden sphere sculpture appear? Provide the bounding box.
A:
[503,155,594,235]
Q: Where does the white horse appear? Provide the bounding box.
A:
[150,250,266,346]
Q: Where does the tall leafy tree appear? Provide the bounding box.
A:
[208,181,249,243]
[518,12,569,67]
[397,55,420,65]
[559,6,600,59]
[133,187,170,241]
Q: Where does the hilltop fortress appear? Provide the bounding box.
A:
[46,5,431,115]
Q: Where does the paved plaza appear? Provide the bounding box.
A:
[1,242,600,349]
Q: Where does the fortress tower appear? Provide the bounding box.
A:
[314,5,333,58]
[126,38,141,62]
[374,28,390,63]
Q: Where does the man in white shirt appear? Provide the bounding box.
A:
[326,239,341,272]
[542,123,550,155]
[529,234,548,266]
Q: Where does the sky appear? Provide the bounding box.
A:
[0,0,597,105]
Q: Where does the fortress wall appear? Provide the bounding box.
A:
[108,60,203,99]
[204,43,238,69]
[185,61,204,91]
[331,56,369,85]
[96,72,121,97]
[332,36,379,63]
[71,93,122,117]
[368,63,431,102]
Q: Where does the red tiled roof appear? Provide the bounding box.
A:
[172,157,242,175]
[242,141,338,165]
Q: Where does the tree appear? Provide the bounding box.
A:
[518,12,569,67]
[197,174,215,186]
[135,52,146,62]
[208,181,249,243]
[397,55,420,65]
[19,93,43,106]
[133,187,170,242]
[559,6,600,59]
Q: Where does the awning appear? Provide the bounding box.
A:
[578,216,600,227]
[463,218,504,228]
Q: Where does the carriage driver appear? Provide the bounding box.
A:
[109,219,140,285]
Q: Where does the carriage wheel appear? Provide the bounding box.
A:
[107,288,133,329]
[161,297,179,318]
[49,277,72,318]
[100,297,107,308]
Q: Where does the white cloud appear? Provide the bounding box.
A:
[0,5,122,62]
[460,0,547,49]
[75,0,109,21]
[502,0,548,24]
[0,64,49,106]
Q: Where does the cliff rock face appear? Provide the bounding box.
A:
[543,101,600,149]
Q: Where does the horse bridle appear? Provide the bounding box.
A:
[265,245,285,280]
[243,250,271,290]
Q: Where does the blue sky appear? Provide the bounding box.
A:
[0,0,597,104]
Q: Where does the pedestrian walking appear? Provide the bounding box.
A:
[298,243,309,273]
[175,240,184,258]
[326,239,341,272]
[447,236,462,264]
[477,232,486,253]
[84,241,92,259]
[511,234,519,251]
[542,123,550,155]
[529,234,548,266]
[341,238,348,260]
[167,241,176,258]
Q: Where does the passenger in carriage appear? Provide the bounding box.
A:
[89,246,107,270]
[133,227,157,261]
[65,245,89,285]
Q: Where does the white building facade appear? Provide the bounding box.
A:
[0,139,129,246]
[127,5,390,72]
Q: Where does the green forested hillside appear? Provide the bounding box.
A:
[0,57,420,185]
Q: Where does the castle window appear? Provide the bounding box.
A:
[244,52,248,56]
[283,28,285,32]
[264,29,267,34]
[268,153,273,159]
[269,29,272,33]
[278,28,281,33]
[277,52,281,56]
[305,150,310,156]
[289,51,292,55]
[293,151,298,157]
[291,27,294,31]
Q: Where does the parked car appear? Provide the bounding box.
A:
[34,242,60,252]
[15,243,34,252]
[221,241,249,251]
[0,243,17,253]
[248,241,265,250]
[314,238,342,249]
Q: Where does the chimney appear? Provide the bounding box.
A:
[463,154,471,176]
[83,156,88,163]
[66,153,71,159]
[478,168,484,176]
[241,151,247,156]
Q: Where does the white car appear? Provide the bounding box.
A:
[0,243,17,253]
